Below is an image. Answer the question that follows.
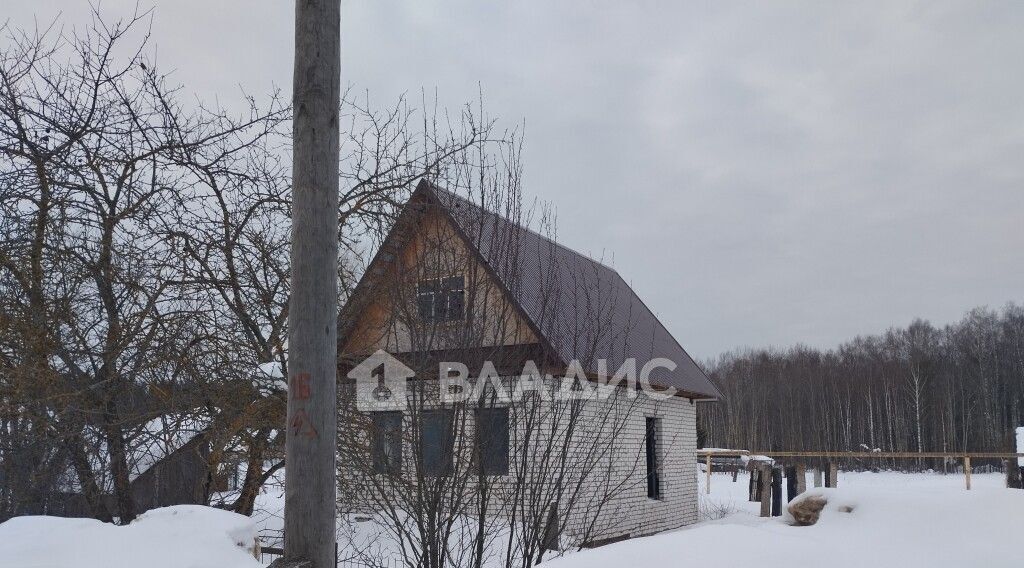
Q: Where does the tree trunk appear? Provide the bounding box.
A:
[104,399,135,523]
[234,434,269,516]
[67,435,113,522]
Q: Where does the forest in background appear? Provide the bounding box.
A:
[698,303,1024,466]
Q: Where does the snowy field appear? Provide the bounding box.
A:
[248,469,1024,568]
[547,470,1024,568]
[4,471,1022,567]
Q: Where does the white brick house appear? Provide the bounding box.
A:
[336,180,720,551]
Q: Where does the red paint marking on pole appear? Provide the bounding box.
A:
[292,373,312,400]
[290,408,319,439]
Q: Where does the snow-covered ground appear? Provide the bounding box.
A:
[247,477,513,567]
[546,470,1024,568]
[0,505,262,568]
[10,470,1018,567]
[248,469,1024,567]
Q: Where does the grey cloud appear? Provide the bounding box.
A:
[9,0,1023,358]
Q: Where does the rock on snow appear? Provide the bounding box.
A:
[786,492,829,525]
[0,505,261,568]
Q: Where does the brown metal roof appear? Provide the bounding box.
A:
[338,179,721,400]
[436,181,720,400]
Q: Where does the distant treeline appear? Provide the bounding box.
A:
[698,303,1024,461]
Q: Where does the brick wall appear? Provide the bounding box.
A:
[336,378,701,547]
[571,391,699,541]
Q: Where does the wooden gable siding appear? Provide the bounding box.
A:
[341,207,539,358]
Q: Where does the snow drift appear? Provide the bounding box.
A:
[0,505,261,568]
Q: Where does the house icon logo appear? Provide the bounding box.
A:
[348,349,415,410]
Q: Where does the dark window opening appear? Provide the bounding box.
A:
[645,417,662,499]
[542,503,560,551]
[371,412,402,475]
[476,407,510,475]
[417,276,465,322]
[420,410,455,476]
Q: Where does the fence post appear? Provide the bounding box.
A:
[785,465,797,502]
[759,464,772,517]
[827,463,838,488]
[813,467,822,488]
[964,456,971,490]
[1007,459,1023,489]
[796,464,807,495]
[706,454,712,494]
[749,466,759,502]
[771,467,783,516]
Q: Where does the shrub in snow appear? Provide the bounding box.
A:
[699,497,738,521]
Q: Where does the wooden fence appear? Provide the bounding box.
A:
[697,450,1024,517]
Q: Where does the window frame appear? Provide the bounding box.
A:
[645,416,663,500]
[475,406,510,476]
[371,411,403,476]
[416,276,465,322]
[419,409,456,477]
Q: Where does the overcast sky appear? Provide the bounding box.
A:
[8,1,1024,359]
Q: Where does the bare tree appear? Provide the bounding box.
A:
[0,9,280,521]
[335,127,665,568]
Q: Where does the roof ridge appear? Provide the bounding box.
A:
[426,182,619,273]
[355,178,725,400]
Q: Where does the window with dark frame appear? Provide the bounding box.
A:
[476,407,510,476]
[645,417,662,499]
[416,276,465,322]
[419,410,455,476]
[371,412,402,475]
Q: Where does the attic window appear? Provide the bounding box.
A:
[416,276,465,322]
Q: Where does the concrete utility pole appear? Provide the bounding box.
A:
[285,1,341,567]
